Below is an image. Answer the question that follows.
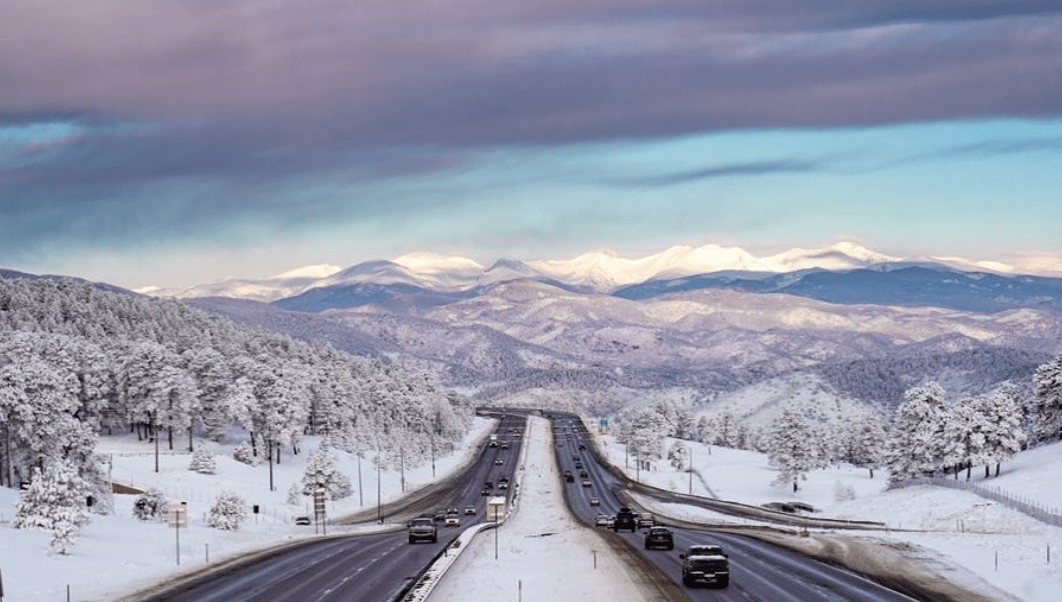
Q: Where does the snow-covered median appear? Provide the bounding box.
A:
[428,416,649,602]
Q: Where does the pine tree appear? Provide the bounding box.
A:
[133,487,169,521]
[189,448,218,474]
[13,460,92,554]
[886,382,950,482]
[979,382,1026,476]
[207,490,248,531]
[301,441,353,500]
[764,407,820,492]
[1032,353,1062,442]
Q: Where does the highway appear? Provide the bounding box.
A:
[132,410,943,602]
[132,413,527,602]
[549,412,925,602]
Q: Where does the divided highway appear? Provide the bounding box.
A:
[130,413,527,602]
[130,410,939,602]
[549,412,924,602]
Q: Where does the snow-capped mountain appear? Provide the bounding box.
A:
[158,240,1061,303]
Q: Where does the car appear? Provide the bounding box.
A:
[581,479,592,487]
[574,462,583,470]
[444,514,461,527]
[433,511,447,523]
[613,507,638,532]
[481,487,492,496]
[464,506,477,515]
[498,475,509,484]
[484,480,493,489]
[578,443,586,450]
[494,458,504,465]
[408,517,438,544]
[499,482,508,490]
[589,498,600,506]
[579,470,589,478]
[637,513,655,529]
[294,516,311,526]
[594,514,611,527]
[644,526,674,550]
[563,470,574,483]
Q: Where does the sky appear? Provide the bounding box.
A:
[2,0,1061,291]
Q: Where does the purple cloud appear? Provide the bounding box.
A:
[1,0,1060,257]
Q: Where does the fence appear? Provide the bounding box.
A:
[889,476,1062,528]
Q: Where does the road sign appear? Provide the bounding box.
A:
[167,505,188,528]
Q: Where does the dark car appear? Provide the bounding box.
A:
[564,470,574,483]
[644,526,674,550]
[613,507,638,532]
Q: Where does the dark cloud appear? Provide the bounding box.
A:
[616,159,823,187]
[1,0,1060,256]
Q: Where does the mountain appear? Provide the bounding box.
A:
[615,265,1062,313]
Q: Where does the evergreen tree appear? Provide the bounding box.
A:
[979,382,1026,476]
[301,441,353,500]
[886,382,950,482]
[764,407,820,492]
[207,490,248,531]
[1032,353,1062,442]
[13,460,92,554]
[189,448,218,474]
[133,487,169,521]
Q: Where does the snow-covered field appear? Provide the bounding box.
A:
[3,413,1061,602]
[597,432,1062,602]
[0,417,496,602]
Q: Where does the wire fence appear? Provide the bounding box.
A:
[889,476,1062,528]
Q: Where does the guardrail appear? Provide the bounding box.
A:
[888,476,1062,528]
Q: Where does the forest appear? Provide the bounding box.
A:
[0,276,474,498]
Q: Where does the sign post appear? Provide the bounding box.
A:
[314,488,326,535]
[488,496,506,560]
[167,503,188,565]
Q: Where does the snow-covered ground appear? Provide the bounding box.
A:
[3,412,1061,602]
[596,432,1062,602]
[428,416,647,601]
[0,417,496,602]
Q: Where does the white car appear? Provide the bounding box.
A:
[444,514,461,527]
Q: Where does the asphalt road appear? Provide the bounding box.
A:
[548,412,921,602]
[131,413,527,602]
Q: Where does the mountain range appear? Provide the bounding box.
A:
[158,241,1062,303]
[10,241,1062,420]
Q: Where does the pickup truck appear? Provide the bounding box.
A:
[408,517,438,544]
[679,544,730,587]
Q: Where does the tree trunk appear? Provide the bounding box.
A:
[868,467,874,479]
[985,465,990,478]
[168,426,174,451]
[995,462,1001,477]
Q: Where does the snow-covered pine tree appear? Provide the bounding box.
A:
[764,407,820,492]
[189,448,217,474]
[1032,353,1062,442]
[207,490,248,531]
[287,483,303,505]
[233,441,260,466]
[978,382,1026,477]
[885,382,950,482]
[133,487,169,521]
[667,441,689,470]
[12,460,92,554]
[301,441,353,500]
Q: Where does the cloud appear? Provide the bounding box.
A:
[1,0,1060,261]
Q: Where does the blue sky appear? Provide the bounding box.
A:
[1,1,1061,290]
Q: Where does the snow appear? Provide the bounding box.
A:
[4,415,1062,602]
[428,416,648,601]
[0,417,496,602]
[596,433,1062,602]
